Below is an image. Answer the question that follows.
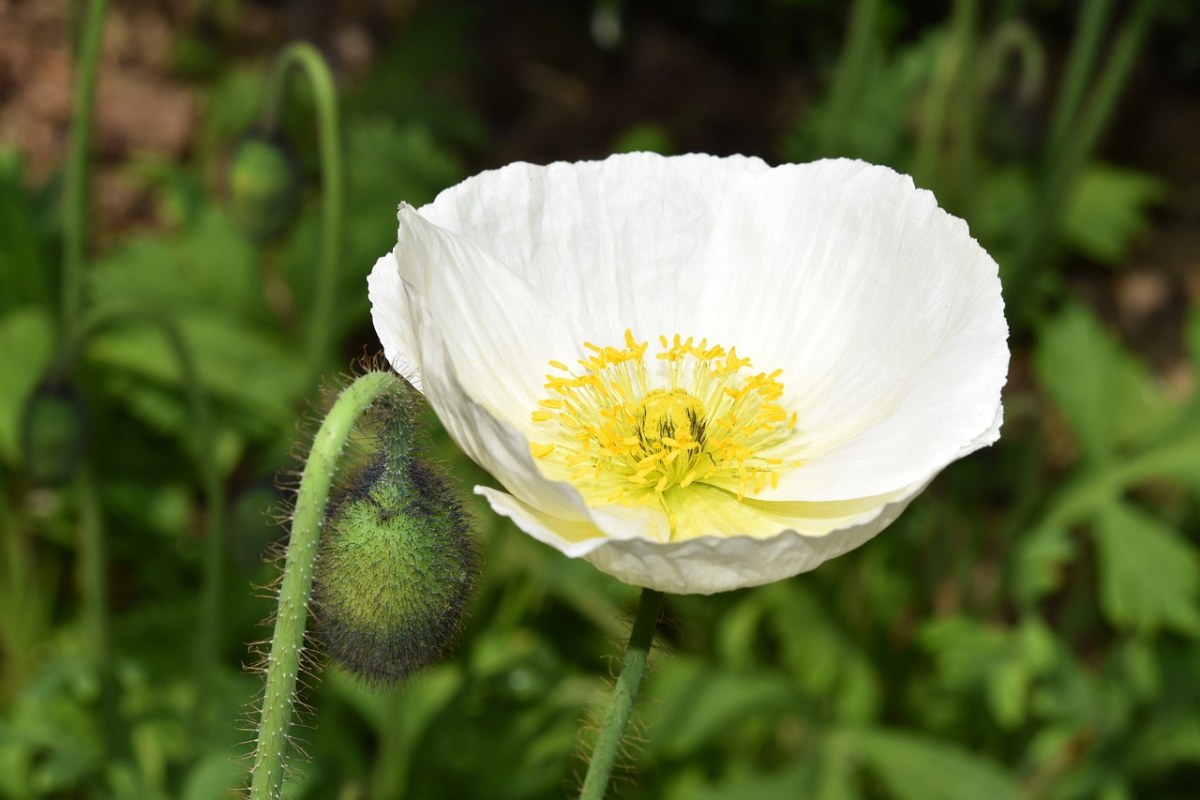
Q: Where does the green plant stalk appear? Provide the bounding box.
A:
[259,43,344,378]
[1066,0,1158,185]
[579,588,664,800]
[977,20,1045,105]
[819,0,881,155]
[60,0,106,358]
[952,0,979,217]
[249,370,402,800]
[913,1,969,192]
[58,0,113,752]
[1009,0,1157,305]
[72,308,224,730]
[1045,0,1115,165]
[76,467,120,754]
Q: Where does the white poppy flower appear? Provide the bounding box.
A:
[368,153,1008,594]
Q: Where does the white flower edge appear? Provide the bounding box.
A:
[476,480,927,594]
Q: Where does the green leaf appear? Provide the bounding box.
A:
[1034,303,1175,461]
[765,581,882,723]
[0,307,54,465]
[86,309,307,436]
[971,167,1036,254]
[89,207,267,323]
[1060,164,1164,265]
[325,666,465,796]
[181,752,245,800]
[1014,523,1078,604]
[640,657,798,759]
[663,762,815,800]
[1091,500,1200,635]
[783,32,940,166]
[0,152,54,312]
[851,728,1019,800]
[918,616,1056,729]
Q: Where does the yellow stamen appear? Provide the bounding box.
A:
[528,331,802,540]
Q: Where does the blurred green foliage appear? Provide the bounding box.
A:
[2,1,1200,798]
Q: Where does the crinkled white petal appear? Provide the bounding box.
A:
[418,153,772,348]
[477,482,921,594]
[390,204,580,430]
[403,287,586,521]
[370,214,585,519]
[685,159,1008,500]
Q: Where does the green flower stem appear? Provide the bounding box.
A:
[259,43,344,378]
[249,371,402,800]
[1045,0,1115,165]
[71,308,224,729]
[76,466,119,754]
[60,0,106,357]
[977,21,1045,105]
[913,0,972,192]
[579,588,664,800]
[819,0,880,155]
[1010,0,1157,308]
[951,0,979,217]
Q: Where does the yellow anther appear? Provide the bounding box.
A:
[529,331,802,527]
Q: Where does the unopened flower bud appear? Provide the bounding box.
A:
[20,374,89,486]
[227,133,300,240]
[313,420,480,684]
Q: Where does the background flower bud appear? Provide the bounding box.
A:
[20,374,89,486]
[227,133,300,240]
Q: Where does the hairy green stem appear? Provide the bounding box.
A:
[60,0,106,357]
[260,43,344,378]
[71,308,224,729]
[579,588,664,800]
[249,371,402,800]
[819,0,880,155]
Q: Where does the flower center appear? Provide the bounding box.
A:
[635,388,705,452]
[530,331,801,535]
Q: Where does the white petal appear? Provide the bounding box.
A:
[477,482,921,594]
[378,207,671,531]
[684,159,1008,500]
[417,153,773,348]
[408,296,588,521]
[391,204,579,429]
[367,252,422,390]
